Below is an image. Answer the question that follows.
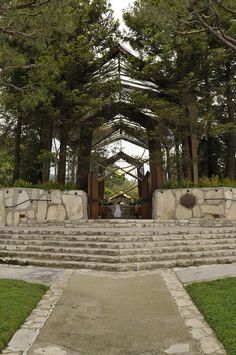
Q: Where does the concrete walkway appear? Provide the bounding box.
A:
[1,264,235,355]
[28,271,200,355]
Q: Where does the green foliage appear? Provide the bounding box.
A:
[163,176,236,189]
[186,278,236,355]
[14,179,33,188]
[0,279,48,351]
[13,179,77,191]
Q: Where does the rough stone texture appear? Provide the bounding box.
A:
[205,190,223,205]
[16,190,30,210]
[153,187,236,220]
[192,206,202,218]
[36,201,48,223]
[47,205,66,223]
[0,190,6,226]
[201,205,225,216]
[176,205,192,220]
[153,190,175,219]
[227,201,236,220]
[6,211,20,226]
[0,188,87,226]
[62,194,83,220]
[50,190,62,205]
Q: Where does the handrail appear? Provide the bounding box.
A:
[6,198,51,209]
[204,198,236,202]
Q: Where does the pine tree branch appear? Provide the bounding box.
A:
[1,82,28,91]
[217,1,236,16]
[12,0,51,10]
[194,12,236,51]
[0,27,36,37]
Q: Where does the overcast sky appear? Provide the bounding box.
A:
[110,0,134,25]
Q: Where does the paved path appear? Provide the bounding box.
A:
[28,271,200,355]
[175,263,236,284]
[0,264,63,285]
[1,264,235,355]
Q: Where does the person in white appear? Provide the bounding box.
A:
[114,202,122,218]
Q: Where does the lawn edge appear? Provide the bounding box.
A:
[2,269,73,355]
[161,269,226,355]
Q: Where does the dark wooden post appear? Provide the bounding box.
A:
[88,172,99,219]
[141,172,151,219]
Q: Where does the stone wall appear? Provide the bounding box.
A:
[153,187,236,220]
[0,188,87,226]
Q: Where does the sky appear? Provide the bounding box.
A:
[110,0,134,25]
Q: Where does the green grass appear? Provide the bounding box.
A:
[0,279,49,351]
[186,277,236,355]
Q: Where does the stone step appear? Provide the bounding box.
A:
[0,236,235,249]
[1,248,236,263]
[0,232,236,243]
[1,227,236,237]
[0,255,236,271]
[1,242,236,256]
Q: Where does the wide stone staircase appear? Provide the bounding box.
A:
[0,219,236,271]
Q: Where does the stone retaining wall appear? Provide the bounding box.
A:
[0,188,87,226]
[153,187,236,220]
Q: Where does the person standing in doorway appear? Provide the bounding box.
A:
[114,202,122,218]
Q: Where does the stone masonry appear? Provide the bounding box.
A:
[0,188,87,226]
[153,187,236,220]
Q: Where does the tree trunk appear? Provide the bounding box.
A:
[175,138,184,182]
[13,116,22,183]
[191,133,199,183]
[182,137,192,180]
[41,119,53,183]
[148,130,164,192]
[57,125,67,185]
[76,126,93,192]
[225,62,236,179]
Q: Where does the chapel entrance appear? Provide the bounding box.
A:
[76,45,165,218]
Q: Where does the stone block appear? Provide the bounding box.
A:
[205,189,223,205]
[36,201,48,223]
[224,189,233,201]
[175,205,192,220]
[5,197,13,208]
[192,206,202,218]
[0,190,6,226]
[27,209,36,221]
[16,190,31,210]
[175,190,184,202]
[201,205,225,217]
[192,189,204,204]
[47,205,66,222]
[50,190,62,205]
[155,190,175,219]
[6,211,20,226]
[62,194,83,220]
[227,201,236,220]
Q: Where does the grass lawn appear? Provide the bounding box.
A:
[0,279,49,351]
[186,277,236,355]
